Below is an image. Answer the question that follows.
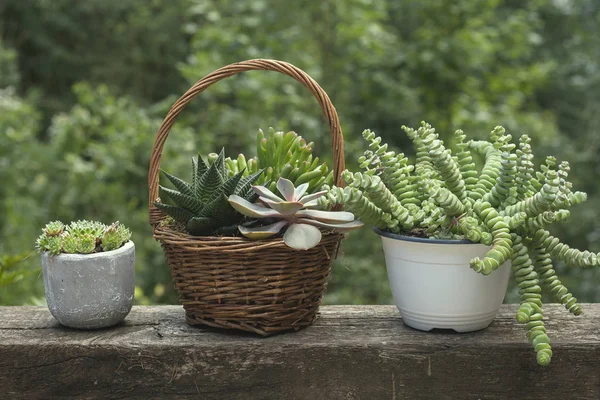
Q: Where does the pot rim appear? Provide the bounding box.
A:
[373,227,475,245]
[40,240,135,261]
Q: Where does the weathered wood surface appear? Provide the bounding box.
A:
[1,305,600,400]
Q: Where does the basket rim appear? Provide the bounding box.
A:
[153,223,344,254]
[154,223,343,244]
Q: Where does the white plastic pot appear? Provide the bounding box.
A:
[376,229,511,332]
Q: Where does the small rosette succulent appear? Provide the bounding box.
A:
[228,178,363,250]
[101,222,132,251]
[36,220,131,255]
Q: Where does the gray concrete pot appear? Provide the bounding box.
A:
[41,241,135,329]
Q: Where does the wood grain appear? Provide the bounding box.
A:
[1,305,600,399]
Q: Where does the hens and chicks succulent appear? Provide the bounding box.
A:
[37,220,131,255]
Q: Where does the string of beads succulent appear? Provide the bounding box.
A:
[36,220,131,255]
[228,177,362,250]
[319,121,596,366]
[216,128,333,194]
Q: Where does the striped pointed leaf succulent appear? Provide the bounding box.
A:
[228,177,363,250]
[155,149,263,236]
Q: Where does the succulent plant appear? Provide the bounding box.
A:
[43,221,65,237]
[214,128,333,195]
[320,121,597,366]
[154,149,263,236]
[65,220,106,240]
[36,220,131,255]
[101,222,132,251]
[228,177,362,250]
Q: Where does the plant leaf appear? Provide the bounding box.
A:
[221,169,245,197]
[207,169,245,204]
[299,218,364,232]
[283,223,322,250]
[253,185,285,202]
[236,169,264,198]
[299,190,327,204]
[294,183,309,201]
[214,224,240,236]
[161,170,194,197]
[153,202,194,223]
[199,193,236,227]
[186,216,216,236]
[238,220,288,239]
[214,148,227,180]
[302,200,320,209]
[196,161,223,203]
[228,195,280,218]
[276,178,296,201]
[260,198,304,215]
[194,155,209,190]
[159,186,204,214]
[191,157,198,189]
[296,209,355,223]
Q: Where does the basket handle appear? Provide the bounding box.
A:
[148,59,345,224]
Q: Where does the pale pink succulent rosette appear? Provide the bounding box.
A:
[229,177,363,249]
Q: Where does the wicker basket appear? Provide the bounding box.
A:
[148,59,346,335]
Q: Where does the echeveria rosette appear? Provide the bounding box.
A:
[228,178,363,250]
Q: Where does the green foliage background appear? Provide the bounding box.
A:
[1,0,599,305]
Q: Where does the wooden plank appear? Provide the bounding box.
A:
[1,305,599,399]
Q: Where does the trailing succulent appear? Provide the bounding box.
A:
[228,177,362,250]
[320,121,595,366]
[215,128,333,194]
[155,149,263,235]
[36,220,131,255]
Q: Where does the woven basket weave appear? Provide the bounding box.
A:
[148,59,346,335]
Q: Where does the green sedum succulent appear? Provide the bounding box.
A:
[321,121,596,366]
[155,149,263,236]
[228,177,362,250]
[36,220,131,255]
[215,128,333,195]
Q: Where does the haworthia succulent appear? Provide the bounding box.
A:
[156,149,263,236]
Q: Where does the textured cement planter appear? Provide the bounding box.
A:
[375,229,511,332]
[41,241,135,329]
